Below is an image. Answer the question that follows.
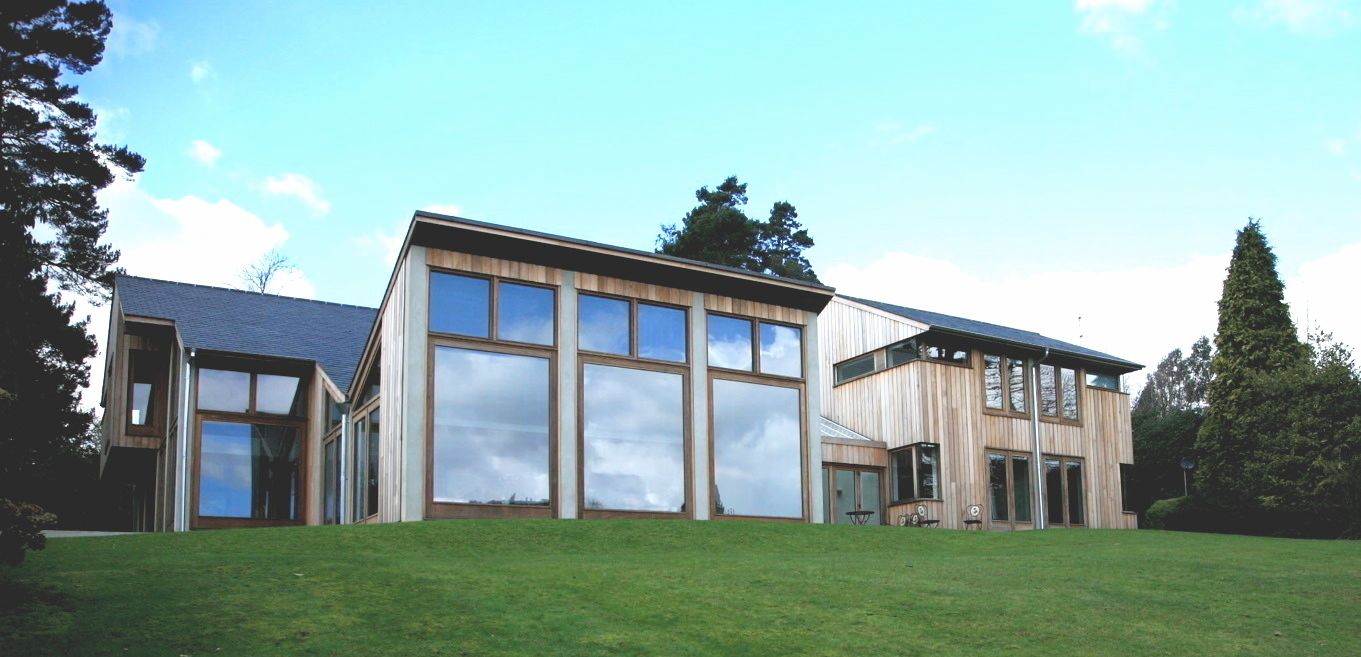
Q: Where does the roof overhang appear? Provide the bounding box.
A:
[920,327,1143,374]
[409,212,836,313]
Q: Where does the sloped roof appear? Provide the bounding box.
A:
[115,275,378,390]
[842,295,1142,372]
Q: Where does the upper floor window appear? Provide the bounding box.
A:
[1086,371,1120,391]
[429,271,555,346]
[578,294,687,363]
[1039,364,1081,421]
[127,350,164,430]
[706,314,803,377]
[982,354,1027,415]
[834,353,876,384]
[198,368,304,417]
[886,339,919,367]
[923,343,969,366]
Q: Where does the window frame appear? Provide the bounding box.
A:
[888,442,943,504]
[920,341,972,368]
[705,311,805,381]
[350,396,381,523]
[1037,363,1084,426]
[577,290,690,365]
[125,348,166,436]
[1086,371,1122,392]
[981,354,1030,419]
[1120,462,1136,514]
[832,351,880,386]
[1043,454,1087,528]
[576,353,692,519]
[707,369,809,522]
[322,423,342,525]
[984,449,1036,530]
[428,268,559,349]
[821,464,885,525]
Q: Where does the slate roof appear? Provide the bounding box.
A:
[842,295,1142,372]
[115,275,378,390]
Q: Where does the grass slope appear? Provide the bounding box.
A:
[2,520,1359,656]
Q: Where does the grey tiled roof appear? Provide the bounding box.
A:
[843,295,1141,371]
[115,275,377,390]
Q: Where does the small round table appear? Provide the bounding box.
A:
[846,510,876,525]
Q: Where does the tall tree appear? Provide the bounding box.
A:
[238,249,294,294]
[1130,338,1213,513]
[0,1,144,521]
[1194,220,1308,525]
[657,176,820,282]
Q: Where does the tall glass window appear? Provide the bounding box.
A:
[988,453,1009,522]
[1061,367,1079,420]
[198,421,300,520]
[1040,365,1058,416]
[323,438,339,524]
[497,282,554,345]
[432,347,551,506]
[637,303,686,362]
[983,355,1003,409]
[1045,458,1064,522]
[712,379,801,518]
[578,294,630,355]
[582,365,684,512]
[759,323,802,377]
[1066,461,1085,525]
[429,272,490,337]
[1011,456,1032,523]
[1008,358,1027,413]
[366,408,381,516]
[916,444,939,500]
[707,315,753,371]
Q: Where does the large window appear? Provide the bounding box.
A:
[198,422,300,520]
[1038,364,1081,422]
[823,466,881,525]
[986,451,1033,528]
[323,432,340,525]
[432,346,551,507]
[578,294,687,363]
[198,368,303,417]
[581,364,685,513]
[430,271,556,346]
[712,379,803,519]
[982,354,1027,415]
[889,443,940,502]
[706,314,803,377]
[351,406,380,521]
[1044,456,1085,526]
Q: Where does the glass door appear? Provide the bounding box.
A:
[986,451,1034,530]
[823,466,884,525]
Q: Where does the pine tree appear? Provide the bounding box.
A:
[1194,220,1308,523]
[0,1,144,522]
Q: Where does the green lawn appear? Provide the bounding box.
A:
[2,521,1359,656]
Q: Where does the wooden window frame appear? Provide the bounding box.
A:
[705,311,806,382]
[1086,371,1122,392]
[322,424,342,525]
[350,396,381,524]
[984,449,1036,531]
[832,351,880,386]
[821,464,886,525]
[708,369,809,523]
[981,354,1030,419]
[1119,462,1136,515]
[576,354,692,520]
[424,335,558,520]
[125,348,167,437]
[1042,454,1087,528]
[1038,364,1084,426]
[576,291,690,365]
[919,341,972,368]
[888,442,942,504]
[427,268,560,349]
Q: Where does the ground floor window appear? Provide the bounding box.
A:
[822,465,882,525]
[323,432,340,524]
[889,443,940,503]
[581,362,686,513]
[986,451,1033,529]
[198,421,300,521]
[711,378,803,519]
[1045,457,1085,526]
[351,404,380,521]
[432,345,552,507]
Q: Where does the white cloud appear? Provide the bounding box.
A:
[106,13,159,57]
[187,139,222,166]
[76,176,315,408]
[1076,0,1171,56]
[823,236,1361,396]
[190,61,212,83]
[263,173,331,215]
[872,122,937,146]
[353,203,463,270]
[1235,0,1359,35]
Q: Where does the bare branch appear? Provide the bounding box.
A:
[238,250,294,294]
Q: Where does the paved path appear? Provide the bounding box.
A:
[43,530,135,538]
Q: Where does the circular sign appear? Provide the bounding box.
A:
[1180,457,1196,471]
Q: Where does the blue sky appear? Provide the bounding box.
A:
[77,0,1361,399]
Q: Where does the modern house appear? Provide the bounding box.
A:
[98,212,1140,531]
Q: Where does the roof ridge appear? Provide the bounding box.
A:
[116,274,377,312]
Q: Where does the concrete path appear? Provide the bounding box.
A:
[43,530,136,538]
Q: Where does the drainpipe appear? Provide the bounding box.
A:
[176,348,194,532]
[1030,348,1050,530]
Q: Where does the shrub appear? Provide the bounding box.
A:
[0,499,57,566]
[1145,496,1200,531]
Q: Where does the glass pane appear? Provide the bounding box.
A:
[916,444,939,500]
[988,453,1008,521]
[352,418,366,520]
[328,398,344,431]
[1045,459,1064,524]
[712,379,802,518]
[130,383,153,425]
[1008,358,1027,413]
[638,303,686,362]
[433,347,551,506]
[833,469,856,525]
[890,449,913,502]
[366,409,381,516]
[886,339,918,367]
[1120,463,1134,513]
[821,467,830,523]
[1061,368,1079,420]
[256,374,302,415]
[758,323,802,377]
[497,282,554,345]
[860,471,881,524]
[323,440,338,524]
[582,365,685,512]
[1040,365,1058,416]
[1012,456,1032,523]
[198,421,298,520]
[835,354,876,383]
[578,294,630,355]
[1067,461,1085,524]
[926,345,968,365]
[430,272,490,337]
[983,355,1003,409]
[198,369,250,413]
[707,315,753,371]
[1087,372,1120,390]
